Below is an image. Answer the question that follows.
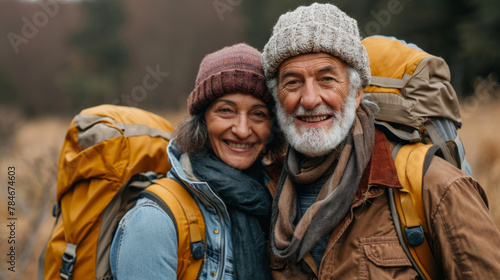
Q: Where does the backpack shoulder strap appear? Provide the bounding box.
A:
[424,120,455,165]
[142,178,206,280]
[391,142,443,280]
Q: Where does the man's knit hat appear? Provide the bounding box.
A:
[188,43,272,115]
[262,3,371,88]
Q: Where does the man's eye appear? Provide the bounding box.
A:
[283,80,300,88]
[323,77,334,82]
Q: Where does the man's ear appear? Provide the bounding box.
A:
[354,87,363,109]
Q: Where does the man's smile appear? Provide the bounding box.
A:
[296,114,332,123]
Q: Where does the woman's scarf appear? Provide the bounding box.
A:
[191,153,272,280]
[270,104,375,262]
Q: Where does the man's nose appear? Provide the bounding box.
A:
[300,80,322,110]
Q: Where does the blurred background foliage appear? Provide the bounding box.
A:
[0,0,498,117]
[57,0,129,109]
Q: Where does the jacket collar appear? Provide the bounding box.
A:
[357,129,401,198]
[167,139,232,213]
[166,139,194,184]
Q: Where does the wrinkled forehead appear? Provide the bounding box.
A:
[277,52,348,80]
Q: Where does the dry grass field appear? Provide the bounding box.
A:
[459,98,500,225]
[0,96,499,279]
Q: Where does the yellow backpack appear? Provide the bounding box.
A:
[361,36,473,280]
[38,105,205,280]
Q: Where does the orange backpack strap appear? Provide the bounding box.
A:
[390,142,443,280]
[142,178,206,280]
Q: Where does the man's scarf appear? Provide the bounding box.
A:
[270,104,375,262]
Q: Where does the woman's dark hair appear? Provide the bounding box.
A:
[174,107,286,163]
[174,112,209,155]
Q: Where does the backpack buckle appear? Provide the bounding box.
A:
[52,203,60,218]
[60,243,77,280]
[405,225,425,247]
[190,241,205,260]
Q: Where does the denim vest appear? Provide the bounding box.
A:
[110,141,235,279]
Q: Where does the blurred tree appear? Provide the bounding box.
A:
[241,0,269,49]
[0,67,19,106]
[458,0,500,87]
[0,1,83,117]
[57,0,129,110]
[242,0,329,50]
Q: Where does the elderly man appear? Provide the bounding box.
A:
[262,3,500,279]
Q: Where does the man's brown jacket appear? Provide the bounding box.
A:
[268,129,500,279]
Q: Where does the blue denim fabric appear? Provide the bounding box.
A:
[110,197,177,279]
[110,141,235,279]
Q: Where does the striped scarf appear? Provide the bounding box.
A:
[270,104,375,262]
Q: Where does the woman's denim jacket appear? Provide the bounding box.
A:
[110,142,235,279]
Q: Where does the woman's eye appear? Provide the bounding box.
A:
[215,107,235,116]
[254,112,266,118]
[217,107,232,113]
[251,110,270,120]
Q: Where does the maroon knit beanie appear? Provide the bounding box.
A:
[188,43,273,115]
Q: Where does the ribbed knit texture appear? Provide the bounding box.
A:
[262,3,371,88]
[188,43,272,115]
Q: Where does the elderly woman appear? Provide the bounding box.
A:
[110,43,285,280]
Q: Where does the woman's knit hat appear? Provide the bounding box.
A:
[188,43,272,115]
[262,3,371,88]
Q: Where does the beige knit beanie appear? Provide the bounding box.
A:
[188,43,272,116]
[262,3,371,88]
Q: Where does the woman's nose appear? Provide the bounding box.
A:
[232,115,252,139]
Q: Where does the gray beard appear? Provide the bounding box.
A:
[276,94,357,157]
